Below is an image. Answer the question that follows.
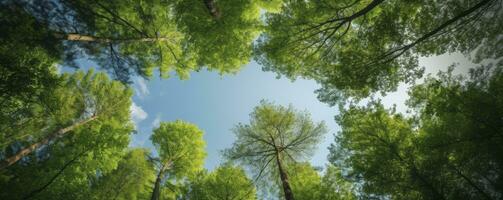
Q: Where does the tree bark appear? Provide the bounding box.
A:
[52,33,169,43]
[275,151,295,200]
[0,115,98,170]
[150,161,170,200]
[204,0,221,18]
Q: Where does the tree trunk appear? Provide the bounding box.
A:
[275,152,295,200]
[150,161,170,200]
[52,33,169,43]
[203,0,221,18]
[150,171,162,200]
[0,115,98,170]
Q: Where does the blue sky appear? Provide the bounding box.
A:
[71,52,475,170]
[128,61,339,170]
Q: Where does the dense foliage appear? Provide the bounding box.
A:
[0,0,501,199]
[256,0,502,103]
[329,64,503,199]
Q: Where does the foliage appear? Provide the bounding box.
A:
[255,0,502,103]
[329,64,503,199]
[0,70,134,199]
[186,165,256,200]
[150,120,206,199]
[7,0,283,82]
[224,101,327,199]
[151,120,206,179]
[171,0,265,75]
[289,163,356,200]
[0,5,62,141]
[90,149,156,200]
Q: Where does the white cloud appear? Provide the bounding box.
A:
[130,102,148,126]
[134,77,150,99]
[151,114,162,128]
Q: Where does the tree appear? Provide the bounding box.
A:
[149,120,206,200]
[224,101,327,200]
[288,163,322,200]
[0,69,133,199]
[0,5,62,144]
[288,163,356,200]
[0,5,61,102]
[171,0,281,75]
[90,148,155,200]
[18,0,195,82]
[318,165,357,200]
[329,63,503,199]
[330,102,447,199]
[6,0,282,82]
[185,165,256,200]
[407,64,503,199]
[1,70,133,169]
[255,0,502,103]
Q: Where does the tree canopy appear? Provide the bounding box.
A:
[289,163,356,200]
[255,0,502,103]
[150,120,207,200]
[0,0,501,199]
[5,0,281,82]
[0,69,134,199]
[185,165,256,200]
[329,63,503,199]
[224,101,327,200]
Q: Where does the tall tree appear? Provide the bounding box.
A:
[23,0,195,82]
[0,70,133,170]
[224,101,327,200]
[0,70,133,199]
[185,165,256,200]
[149,120,206,200]
[255,0,502,103]
[6,0,282,82]
[329,63,503,199]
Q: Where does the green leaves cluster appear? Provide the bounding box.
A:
[1,70,134,199]
[330,64,503,199]
[186,165,256,200]
[289,163,356,200]
[255,0,502,102]
[151,120,206,179]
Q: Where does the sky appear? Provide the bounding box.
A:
[122,52,477,170]
[66,52,477,171]
[127,61,338,170]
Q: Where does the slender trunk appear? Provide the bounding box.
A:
[0,115,98,170]
[150,161,170,200]
[204,0,221,18]
[52,33,169,43]
[275,152,294,200]
[22,149,89,199]
[449,164,493,200]
[376,0,494,64]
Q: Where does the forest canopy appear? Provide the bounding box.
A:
[0,0,501,199]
